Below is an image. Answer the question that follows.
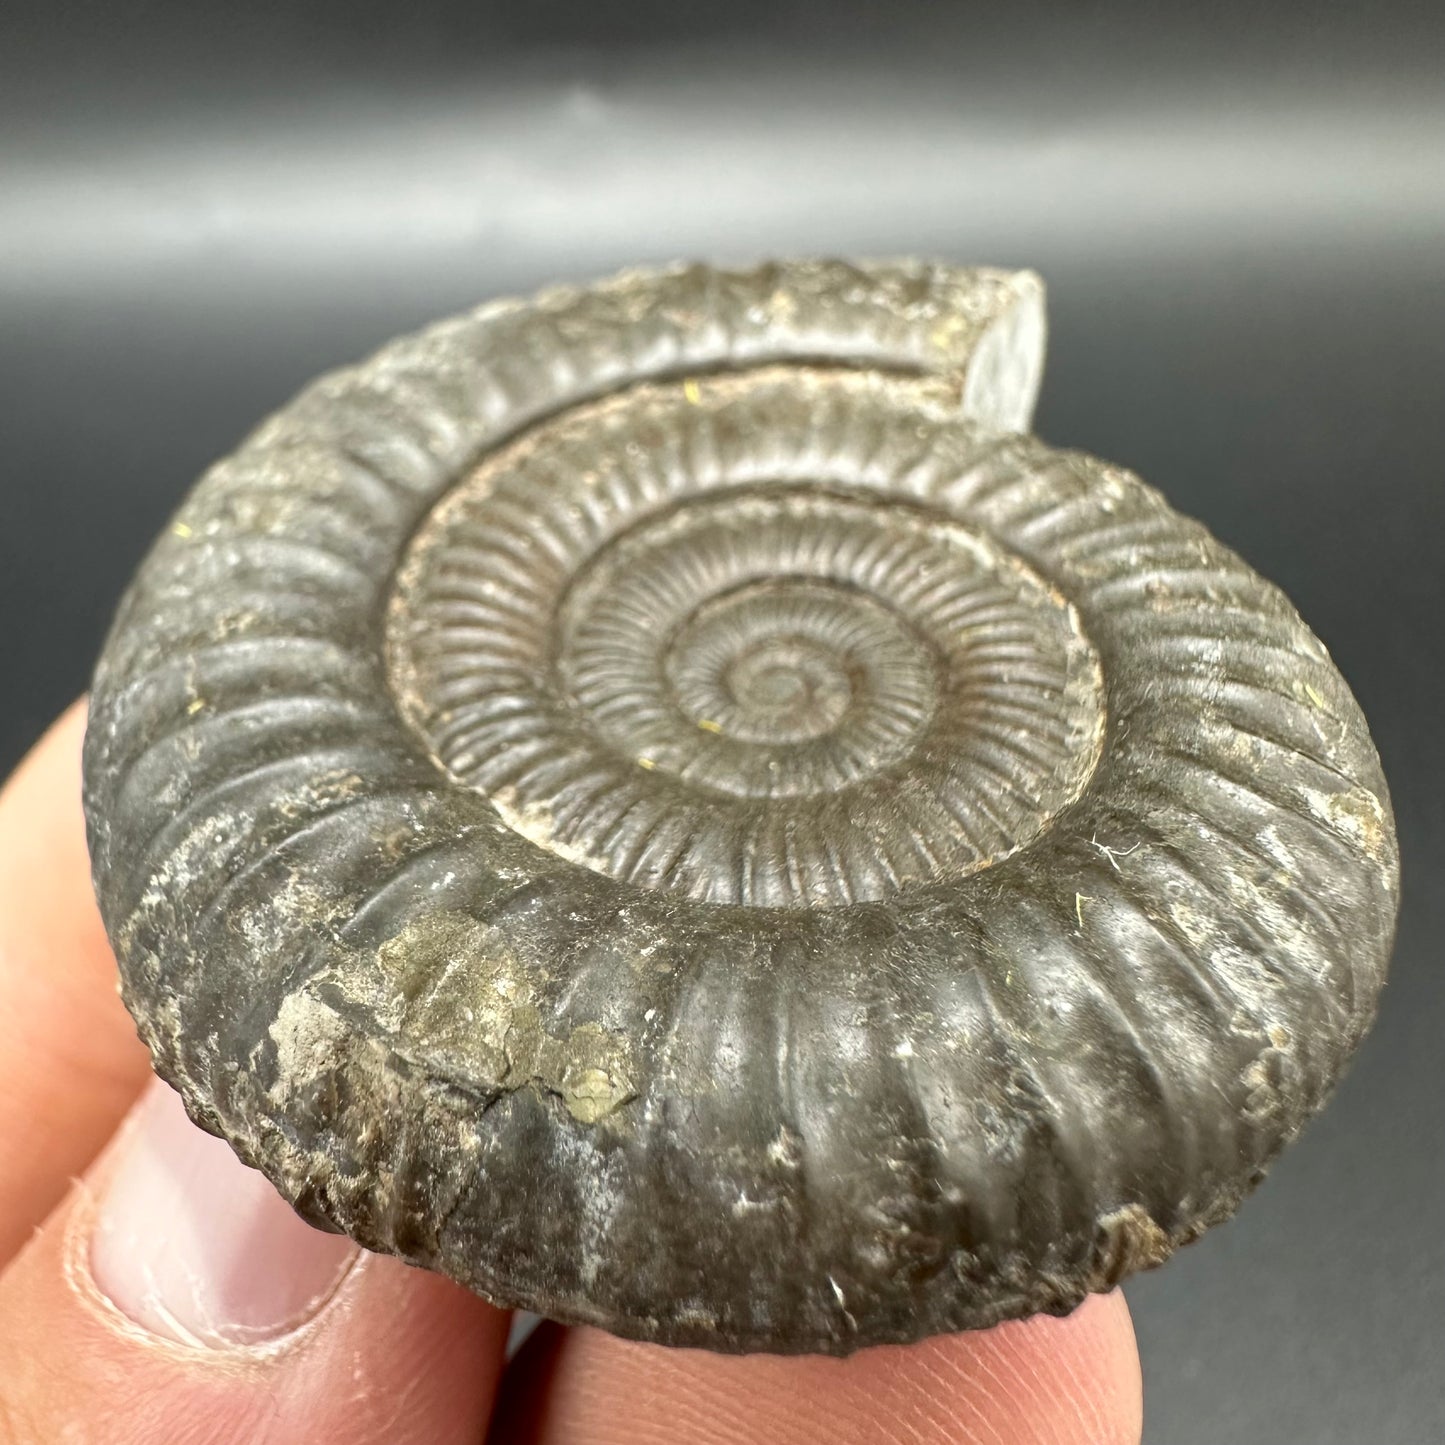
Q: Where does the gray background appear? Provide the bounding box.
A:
[2,3,1441,1439]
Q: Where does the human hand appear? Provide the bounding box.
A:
[0,703,1142,1443]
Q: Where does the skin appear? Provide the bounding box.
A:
[0,703,1142,1443]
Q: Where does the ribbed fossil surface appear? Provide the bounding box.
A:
[83,260,1399,1353]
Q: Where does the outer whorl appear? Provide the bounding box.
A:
[83,260,1399,1354]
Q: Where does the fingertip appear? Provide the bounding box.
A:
[491,1292,1141,1445]
[1051,1291,1143,1442]
[928,1292,1143,1445]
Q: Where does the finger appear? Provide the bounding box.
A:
[0,701,152,1263]
[0,1077,512,1444]
[491,1293,1141,1445]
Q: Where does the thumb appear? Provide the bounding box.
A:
[0,1078,510,1444]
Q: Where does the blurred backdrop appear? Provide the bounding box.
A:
[2,3,1442,1440]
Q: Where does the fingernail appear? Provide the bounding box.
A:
[90,1079,358,1348]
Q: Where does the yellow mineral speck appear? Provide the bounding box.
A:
[1321,786,1388,861]
[186,697,206,716]
[682,377,702,405]
[171,521,193,539]
[637,756,656,770]
[697,718,723,734]
[562,1067,623,1124]
[552,1023,637,1124]
[1304,682,1327,708]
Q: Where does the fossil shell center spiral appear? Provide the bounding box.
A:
[386,372,1107,907]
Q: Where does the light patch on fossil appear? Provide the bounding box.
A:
[288,912,639,1125]
[1310,785,1391,865]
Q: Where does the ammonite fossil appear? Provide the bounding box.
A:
[83,260,1399,1354]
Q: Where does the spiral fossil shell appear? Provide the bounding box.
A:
[83,260,1399,1353]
